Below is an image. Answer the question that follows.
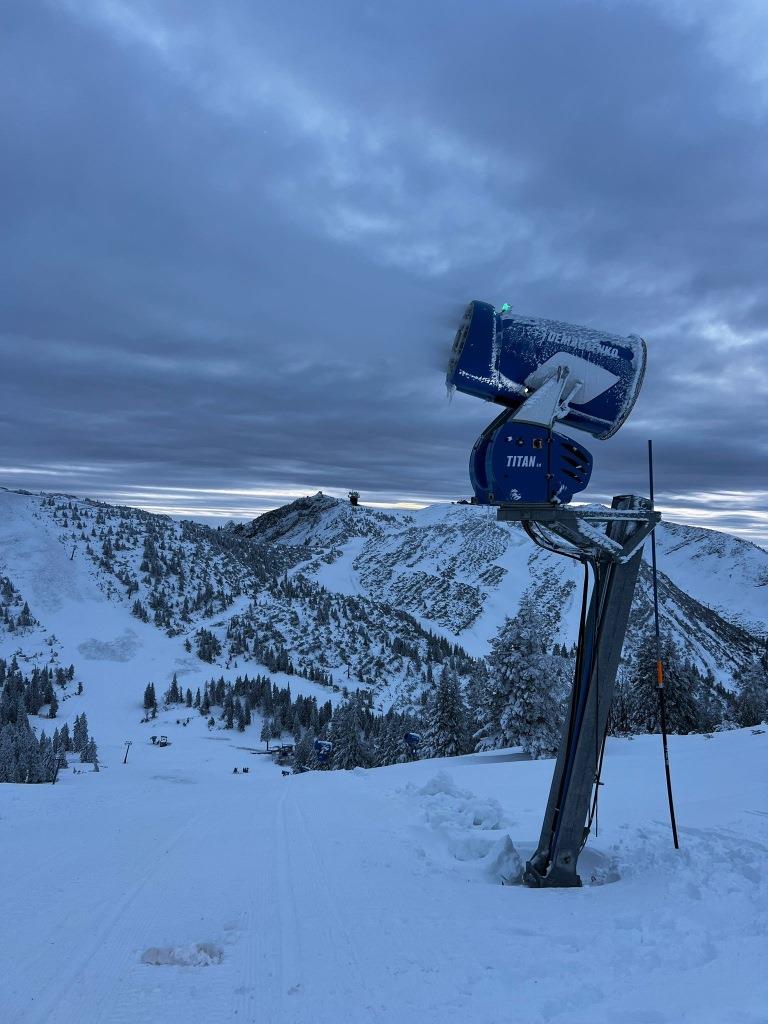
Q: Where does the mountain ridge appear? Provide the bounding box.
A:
[1,488,766,717]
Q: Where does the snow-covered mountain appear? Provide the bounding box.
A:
[236,491,768,684]
[2,487,766,717]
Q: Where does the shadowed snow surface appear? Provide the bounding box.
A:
[1,729,766,1024]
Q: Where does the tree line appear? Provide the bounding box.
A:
[145,601,768,773]
[0,658,98,783]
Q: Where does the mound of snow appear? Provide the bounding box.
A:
[141,942,223,967]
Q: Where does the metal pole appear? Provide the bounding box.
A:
[647,440,680,849]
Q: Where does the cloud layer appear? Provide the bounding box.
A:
[2,1,767,542]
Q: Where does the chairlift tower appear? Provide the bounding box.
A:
[447,301,659,887]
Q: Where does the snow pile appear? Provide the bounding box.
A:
[407,770,522,883]
[141,942,224,967]
[416,770,507,830]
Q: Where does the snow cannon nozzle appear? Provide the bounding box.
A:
[446,300,646,441]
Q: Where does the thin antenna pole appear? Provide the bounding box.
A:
[648,440,680,849]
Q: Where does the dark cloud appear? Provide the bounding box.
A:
[1,0,767,541]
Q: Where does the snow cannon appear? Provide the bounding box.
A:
[447,301,646,440]
[447,302,646,509]
[445,300,665,889]
[313,739,333,764]
[404,732,421,758]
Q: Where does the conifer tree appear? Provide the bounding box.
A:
[422,666,470,759]
[373,716,407,766]
[59,722,72,752]
[292,729,315,772]
[81,737,98,765]
[330,697,370,769]
[626,635,707,735]
[260,718,272,748]
[733,659,768,727]
[73,713,89,753]
[480,601,566,758]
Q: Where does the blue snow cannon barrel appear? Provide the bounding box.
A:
[404,732,421,750]
[446,301,647,440]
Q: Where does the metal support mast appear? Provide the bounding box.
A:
[505,497,657,886]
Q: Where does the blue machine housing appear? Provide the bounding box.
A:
[313,739,333,763]
[447,301,646,440]
[470,412,593,506]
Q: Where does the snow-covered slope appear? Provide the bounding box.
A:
[0,489,479,720]
[653,520,768,634]
[1,723,765,1024]
[240,493,768,683]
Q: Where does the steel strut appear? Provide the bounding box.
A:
[499,495,657,887]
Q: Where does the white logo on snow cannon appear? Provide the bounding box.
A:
[506,455,542,468]
[509,488,522,500]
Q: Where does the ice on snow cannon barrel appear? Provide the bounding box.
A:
[446,301,647,440]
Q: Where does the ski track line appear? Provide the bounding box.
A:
[16,811,205,1024]
[275,786,306,1022]
[85,790,284,1024]
[286,793,387,1024]
[2,840,117,992]
[90,806,237,1024]
[232,787,290,1024]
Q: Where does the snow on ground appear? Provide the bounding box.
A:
[1,727,766,1024]
[313,536,367,596]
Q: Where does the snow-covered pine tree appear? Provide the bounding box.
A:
[480,599,566,758]
[733,659,768,727]
[260,718,272,748]
[81,737,98,765]
[234,700,245,731]
[72,713,89,753]
[292,729,315,772]
[626,634,708,735]
[422,665,470,759]
[59,722,72,752]
[373,715,406,767]
[330,697,371,770]
[224,693,235,730]
[0,724,15,783]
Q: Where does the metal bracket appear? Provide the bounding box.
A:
[496,498,659,563]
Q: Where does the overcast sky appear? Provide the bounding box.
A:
[2,1,767,543]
